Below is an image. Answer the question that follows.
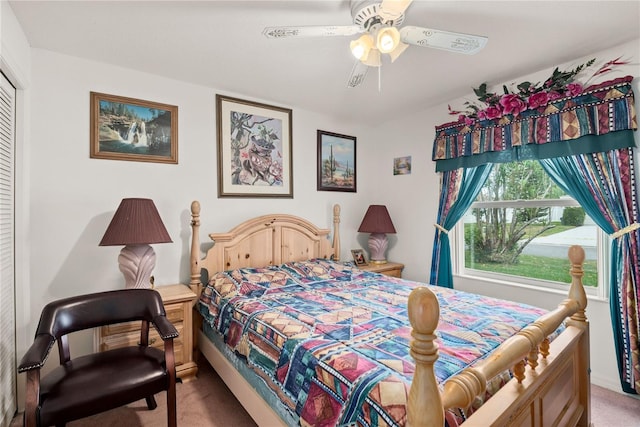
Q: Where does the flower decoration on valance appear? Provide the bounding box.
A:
[432,58,637,172]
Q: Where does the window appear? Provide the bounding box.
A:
[454,160,607,298]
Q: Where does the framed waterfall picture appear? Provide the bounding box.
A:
[216,94,293,198]
[317,130,356,192]
[90,92,178,164]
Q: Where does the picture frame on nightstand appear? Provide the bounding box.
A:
[351,249,368,266]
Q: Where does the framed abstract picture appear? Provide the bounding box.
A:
[90,92,178,164]
[216,94,293,198]
[317,130,356,192]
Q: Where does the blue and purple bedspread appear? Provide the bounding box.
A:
[198,259,552,426]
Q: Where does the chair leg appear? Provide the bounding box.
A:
[145,395,158,410]
[24,370,40,427]
[167,383,177,427]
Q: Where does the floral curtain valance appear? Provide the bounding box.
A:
[433,76,637,172]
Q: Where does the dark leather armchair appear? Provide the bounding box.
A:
[18,289,179,427]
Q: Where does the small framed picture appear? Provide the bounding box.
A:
[351,249,368,266]
[394,156,412,175]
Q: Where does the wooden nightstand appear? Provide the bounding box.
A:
[95,284,198,382]
[359,261,404,278]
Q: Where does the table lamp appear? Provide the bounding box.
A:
[358,205,396,264]
[99,198,172,289]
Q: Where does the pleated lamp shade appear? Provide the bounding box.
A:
[100,198,172,246]
[100,198,172,288]
[357,205,397,234]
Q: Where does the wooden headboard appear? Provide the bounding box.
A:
[189,200,341,293]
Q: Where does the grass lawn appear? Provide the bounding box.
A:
[463,222,597,286]
[466,253,598,287]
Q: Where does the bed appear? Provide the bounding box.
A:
[188,200,590,427]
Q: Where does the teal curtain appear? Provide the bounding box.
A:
[430,164,493,287]
[540,149,639,394]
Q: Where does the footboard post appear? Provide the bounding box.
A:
[407,287,444,427]
[565,245,590,427]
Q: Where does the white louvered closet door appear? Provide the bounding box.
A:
[0,71,16,427]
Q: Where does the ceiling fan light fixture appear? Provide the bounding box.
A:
[350,34,374,60]
[376,26,400,53]
[388,41,409,62]
[362,48,381,67]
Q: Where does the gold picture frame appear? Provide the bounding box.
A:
[90,92,178,164]
[216,94,293,198]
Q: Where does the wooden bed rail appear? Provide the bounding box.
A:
[407,245,589,427]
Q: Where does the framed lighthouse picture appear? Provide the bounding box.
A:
[317,130,357,192]
[90,92,178,164]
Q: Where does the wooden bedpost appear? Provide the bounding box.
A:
[190,200,202,295]
[333,204,341,261]
[407,287,444,427]
[565,245,590,427]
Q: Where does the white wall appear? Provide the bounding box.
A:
[364,105,442,282]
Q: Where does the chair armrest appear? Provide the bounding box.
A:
[152,315,179,340]
[18,334,55,373]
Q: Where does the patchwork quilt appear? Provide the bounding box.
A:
[198,259,553,427]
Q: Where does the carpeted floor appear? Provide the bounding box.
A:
[11,357,640,426]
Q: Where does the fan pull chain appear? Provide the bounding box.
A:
[378,66,381,92]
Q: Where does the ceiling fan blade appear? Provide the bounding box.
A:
[263,25,362,39]
[347,60,369,88]
[400,26,488,55]
[379,0,413,21]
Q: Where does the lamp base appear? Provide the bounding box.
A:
[118,244,156,289]
[367,233,388,264]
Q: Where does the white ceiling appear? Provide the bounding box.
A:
[8,0,640,125]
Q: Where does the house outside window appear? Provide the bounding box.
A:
[454,160,607,298]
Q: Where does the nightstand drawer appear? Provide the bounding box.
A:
[359,261,404,278]
[95,284,198,381]
[100,322,185,365]
[101,304,184,336]
[379,267,402,278]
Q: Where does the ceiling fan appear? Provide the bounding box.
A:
[263,0,488,88]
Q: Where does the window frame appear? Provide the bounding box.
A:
[452,197,609,300]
